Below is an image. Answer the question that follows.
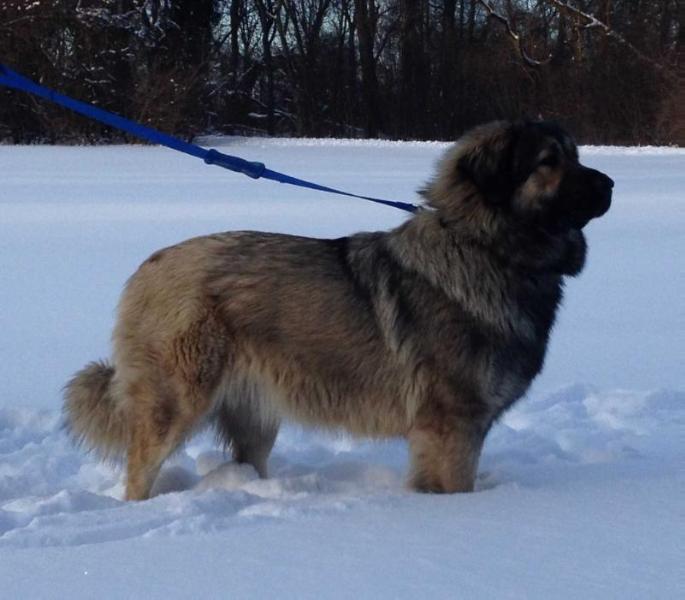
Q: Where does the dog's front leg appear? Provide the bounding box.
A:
[407,412,483,494]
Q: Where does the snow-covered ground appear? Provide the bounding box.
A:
[0,139,683,598]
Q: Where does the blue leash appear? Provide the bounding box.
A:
[0,63,418,214]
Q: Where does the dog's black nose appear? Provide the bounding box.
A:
[580,167,613,218]
[596,178,612,217]
[592,170,614,190]
[586,169,614,197]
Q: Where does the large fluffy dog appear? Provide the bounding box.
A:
[64,120,613,500]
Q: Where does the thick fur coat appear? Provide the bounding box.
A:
[64,120,613,499]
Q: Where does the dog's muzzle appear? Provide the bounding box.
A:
[589,168,614,218]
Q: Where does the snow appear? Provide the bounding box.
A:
[0,139,683,598]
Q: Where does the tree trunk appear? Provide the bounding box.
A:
[354,0,383,136]
[399,0,427,138]
[230,0,242,86]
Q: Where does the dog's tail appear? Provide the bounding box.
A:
[63,360,128,460]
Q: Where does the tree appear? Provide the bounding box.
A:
[0,0,680,144]
[354,0,383,136]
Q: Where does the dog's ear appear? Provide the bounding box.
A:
[457,124,519,205]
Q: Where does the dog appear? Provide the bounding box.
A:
[64,120,613,500]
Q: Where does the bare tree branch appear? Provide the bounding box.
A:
[476,0,552,67]
[477,0,675,79]
[545,0,676,77]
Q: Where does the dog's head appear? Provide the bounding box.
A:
[423,120,613,232]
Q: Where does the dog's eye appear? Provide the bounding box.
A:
[538,155,559,168]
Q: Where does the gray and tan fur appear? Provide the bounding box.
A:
[64,120,613,500]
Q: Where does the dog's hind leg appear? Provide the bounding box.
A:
[123,376,215,501]
[122,352,222,500]
[214,385,280,478]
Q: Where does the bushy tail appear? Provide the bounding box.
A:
[63,361,128,460]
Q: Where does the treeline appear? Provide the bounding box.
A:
[0,1,681,145]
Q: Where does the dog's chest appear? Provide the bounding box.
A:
[482,275,563,413]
